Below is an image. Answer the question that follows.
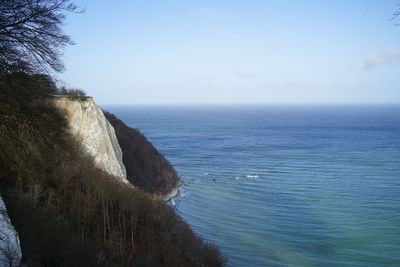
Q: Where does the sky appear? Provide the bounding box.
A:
[60,0,400,104]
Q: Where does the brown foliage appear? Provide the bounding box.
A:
[104,112,179,196]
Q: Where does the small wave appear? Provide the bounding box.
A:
[181,178,197,185]
[246,175,259,179]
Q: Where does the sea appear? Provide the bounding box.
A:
[104,104,400,267]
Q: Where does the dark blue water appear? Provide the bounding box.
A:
[104,105,400,267]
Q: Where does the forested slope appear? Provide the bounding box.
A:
[104,112,179,196]
[0,73,225,266]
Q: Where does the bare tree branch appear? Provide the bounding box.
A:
[391,3,400,25]
[0,0,83,74]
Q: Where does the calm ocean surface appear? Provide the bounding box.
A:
[104,105,400,267]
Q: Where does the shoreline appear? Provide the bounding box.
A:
[163,180,184,202]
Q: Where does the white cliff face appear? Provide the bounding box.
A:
[0,196,22,267]
[54,97,128,182]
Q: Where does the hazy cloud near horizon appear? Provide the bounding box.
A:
[234,70,259,79]
[364,49,400,70]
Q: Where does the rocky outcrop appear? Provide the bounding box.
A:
[0,196,21,267]
[54,96,128,183]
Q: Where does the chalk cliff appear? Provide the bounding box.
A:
[0,197,21,267]
[54,97,128,183]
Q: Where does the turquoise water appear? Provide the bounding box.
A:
[105,105,400,266]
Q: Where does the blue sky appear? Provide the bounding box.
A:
[60,0,400,104]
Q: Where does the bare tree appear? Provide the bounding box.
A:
[58,86,86,96]
[392,3,400,25]
[0,0,83,74]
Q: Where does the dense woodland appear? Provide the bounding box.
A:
[0,73,226,266]
[104,112,179,196]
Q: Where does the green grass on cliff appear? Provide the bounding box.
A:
[0,73,225,267]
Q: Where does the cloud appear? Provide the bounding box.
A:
[234,70,258,79]
[191,8,219,19]
[363,48,400,70]
[188,75,214,83]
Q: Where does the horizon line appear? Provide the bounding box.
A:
[99,102,400,106]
